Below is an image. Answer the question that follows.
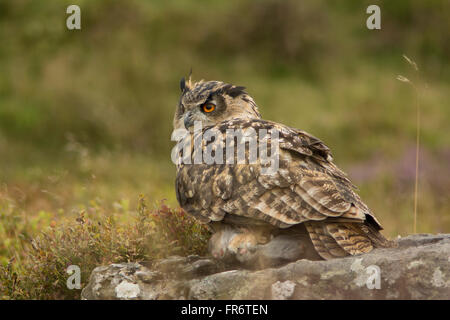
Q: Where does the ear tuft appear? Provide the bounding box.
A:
[180,77,186,92]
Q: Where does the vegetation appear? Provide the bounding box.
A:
[0,196,209,299]
[0,0,448,298]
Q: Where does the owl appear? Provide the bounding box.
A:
[173,77,394,263]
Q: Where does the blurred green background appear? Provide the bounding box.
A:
[0,0,449,243]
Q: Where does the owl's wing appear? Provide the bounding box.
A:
[175,118,382,231]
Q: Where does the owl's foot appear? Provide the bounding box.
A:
[208,226,321,269]
[208,226,259,262]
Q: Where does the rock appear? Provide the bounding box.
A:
[81,234,450,300]
[115,281,140,299]
[271,280,296,300]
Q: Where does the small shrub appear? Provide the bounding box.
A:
[0,196,210,299]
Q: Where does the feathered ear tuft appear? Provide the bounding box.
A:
[180,77,186,92]
[180,69,194,93]
[187,68,193,88]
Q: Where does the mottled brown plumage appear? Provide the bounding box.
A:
[173,78,394,261]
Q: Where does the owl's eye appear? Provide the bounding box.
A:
[202,103,216,113]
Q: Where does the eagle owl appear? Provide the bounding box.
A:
[173,78,394,263]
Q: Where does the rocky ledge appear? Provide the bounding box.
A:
[81,234,450,300]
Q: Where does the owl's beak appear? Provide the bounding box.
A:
[183,111,194,129]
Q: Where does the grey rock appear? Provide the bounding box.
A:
[81,234,450,300]
[271,280,296,300]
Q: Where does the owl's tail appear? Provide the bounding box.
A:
[304,221,396,260]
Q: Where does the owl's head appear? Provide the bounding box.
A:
[173,78,261,130]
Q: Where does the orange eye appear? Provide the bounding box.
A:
[202,103,215,113]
